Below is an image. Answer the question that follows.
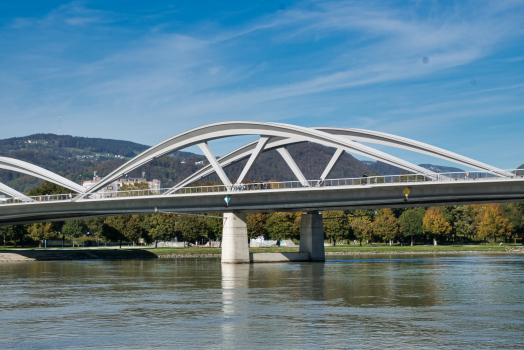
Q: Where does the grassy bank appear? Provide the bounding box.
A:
[324,245,508,253]
[145,244,513,255]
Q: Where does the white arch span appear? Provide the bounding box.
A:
[0,182,33,201]
[0,122,508,200]
[0,157,86,194]
[81,121,443,196]
[164,126,510,194]
[313,127,512,178]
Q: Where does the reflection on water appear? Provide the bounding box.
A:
[1,255,523,349]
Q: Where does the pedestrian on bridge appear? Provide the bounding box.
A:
[362,173,368,185]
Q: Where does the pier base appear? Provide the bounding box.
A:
[221,212,250,264]
[299,211,325,262]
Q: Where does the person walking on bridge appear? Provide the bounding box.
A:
[362,173,368,185]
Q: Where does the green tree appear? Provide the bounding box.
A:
[442,206,473,243]
[453,206,475,243]
[13,225,29,247]
[0,226,10,247]
[205,214,223,241]
[84,218,106,244]
[504,202,524,245]
[0,225,29,247]
[265,212,301,243]
[104,215,145,246]
[100,221,125,246]
[176,215,208,244]
[142,214,178,247]
[247,213,268,239]
[27,181,69,196]
[62,220,88,246]
[399,208,426,246]
[323,211,349,246]
[423,207,452,246]
[0,225,28,247]
[476,203,512,244]
[372,208,401,246]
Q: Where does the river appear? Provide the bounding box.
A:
[1,254,523,349]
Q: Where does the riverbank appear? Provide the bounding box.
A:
[0,245,522,262]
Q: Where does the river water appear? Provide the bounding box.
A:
[1,254,523,349]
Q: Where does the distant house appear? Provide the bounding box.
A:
[181,159,186,164]
[195,161,204,165]
[82,176,161,193]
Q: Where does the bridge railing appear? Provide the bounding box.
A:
[0,193,77,204]
[91,189,170,198]
[2,169,524,205]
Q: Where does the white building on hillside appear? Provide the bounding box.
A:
[82,175,161,193]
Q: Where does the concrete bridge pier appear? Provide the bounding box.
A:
[221,212,250,264]
[299,211,325,262]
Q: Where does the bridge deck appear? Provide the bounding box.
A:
[2,170,523,206]
[2,172,524,226]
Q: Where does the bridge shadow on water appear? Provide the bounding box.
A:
[0,249,158,261]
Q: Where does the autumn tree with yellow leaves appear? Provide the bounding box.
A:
[323,210,349,246]
[423,207,452,246]
[372,208,401,246]
[476,203,512,244]
[351,218,373,246]
[28,222,59,242]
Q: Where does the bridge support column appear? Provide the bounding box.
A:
[221,212,250,264]
[299,211,325,262]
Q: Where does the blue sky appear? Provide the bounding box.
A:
[0,0,523,169]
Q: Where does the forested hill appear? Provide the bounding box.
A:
[0,133,205,192]
[418,164,465,173]
[0,133,375,192]
[0,133,473,193]
[1,133,150,158]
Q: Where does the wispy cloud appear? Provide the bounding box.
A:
[0,0,523,166]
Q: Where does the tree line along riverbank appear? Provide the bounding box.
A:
[1,245,523,262]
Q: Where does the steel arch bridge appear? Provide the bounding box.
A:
[1,121,523,226]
